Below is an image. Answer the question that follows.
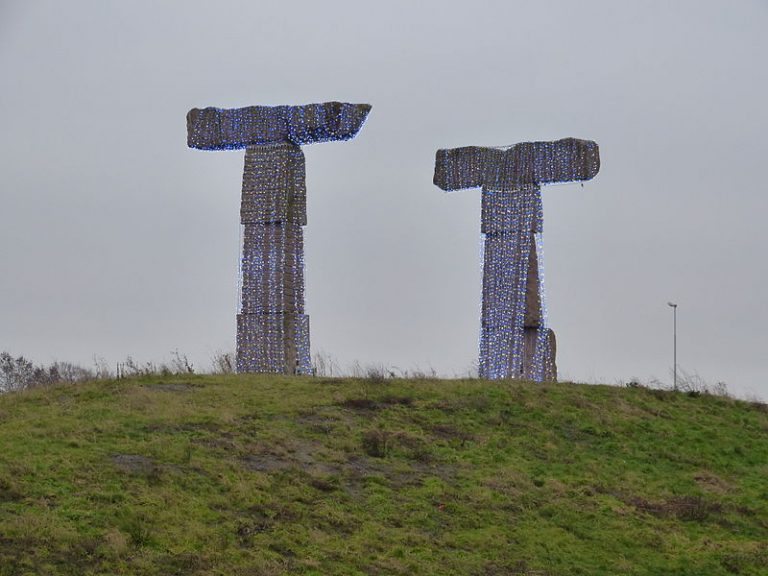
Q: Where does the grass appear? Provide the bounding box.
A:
[0,375,766,575]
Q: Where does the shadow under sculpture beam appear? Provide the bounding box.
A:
[433,137,600,381]
[187,102,371,374]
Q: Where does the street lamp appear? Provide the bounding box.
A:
[667,302,677,390]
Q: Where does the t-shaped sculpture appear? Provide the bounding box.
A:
[187,102,371,374]
[433,138,600,381]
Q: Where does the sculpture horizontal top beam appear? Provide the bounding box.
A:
[187,102,372,150]
[433,137,600,192]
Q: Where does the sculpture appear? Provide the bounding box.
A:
[187,102,371,374]
[433,138,600,381]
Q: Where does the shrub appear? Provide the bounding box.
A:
[1,352,95,392]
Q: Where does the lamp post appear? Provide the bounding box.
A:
[667,302,677,390]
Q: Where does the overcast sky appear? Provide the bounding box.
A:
[1,1,766,398]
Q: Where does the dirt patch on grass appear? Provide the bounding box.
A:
[112,454,156,472]
[341,398,379,411]
[110,454,164,483]
[343,454,387,479]
[297,412,345,435]
[241,439,339,475]
[693,470,733,494]
[343,453,457,492]
[360,429,433,463]
[144,382,199,392]
[624,494,723,522]
[428,423,474,445]
[250,447,460,497]
[338,395,413,412]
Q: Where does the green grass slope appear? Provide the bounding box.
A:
[0,375,766,575]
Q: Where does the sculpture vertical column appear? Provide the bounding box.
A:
[480,184,554,380]
[237,143,310,374]
[187,102,371,374]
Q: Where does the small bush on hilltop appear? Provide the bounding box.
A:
[0,352,96,393]
[1,350,202,394]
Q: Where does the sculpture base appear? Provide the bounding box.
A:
[521,327,557,382]
[236,313,311,375]
[479,324,557,382]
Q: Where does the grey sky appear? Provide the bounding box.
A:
[1,1,766,397]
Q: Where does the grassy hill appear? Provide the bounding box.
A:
[0,375,766,575]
